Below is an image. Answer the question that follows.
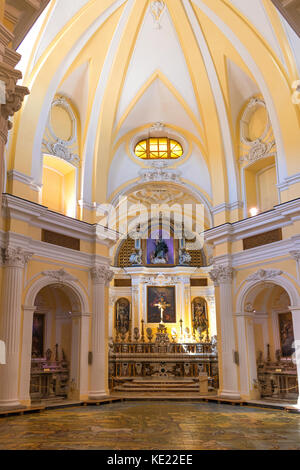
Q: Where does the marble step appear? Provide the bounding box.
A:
[114,386,200,392]
[122,382,199,387]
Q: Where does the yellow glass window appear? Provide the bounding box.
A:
[134,138,183,160]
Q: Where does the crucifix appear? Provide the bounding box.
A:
[154,296,171,324]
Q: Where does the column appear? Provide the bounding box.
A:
[131,281,141,329]
[70,313,81,400]
[79,313,90,399]
[210,265,240,399]
[235,312,259,399]
[88,265,113,399]
[289,306,300,407]
[19,306,36,405]
[206,295,217,337]
[0,247,32,407]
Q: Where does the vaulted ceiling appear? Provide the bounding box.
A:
[9,0,300,223]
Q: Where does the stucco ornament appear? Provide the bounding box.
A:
[246,269,283,282]
[150,1,166,29]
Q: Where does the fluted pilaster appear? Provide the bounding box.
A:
[0,247,33,407]
[89,265,114,399]
[209,265,240,399]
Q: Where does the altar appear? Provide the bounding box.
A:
[109,266,218,394]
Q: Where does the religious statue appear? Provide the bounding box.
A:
[129,249,142,266]
[116,298,130,334]
[192,298,209,339]
[179,249,191,266]
[151,237,169,264]
[154,295,171,324]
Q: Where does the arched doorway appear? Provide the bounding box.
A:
[238,281,299,403]
[20,277,90,405]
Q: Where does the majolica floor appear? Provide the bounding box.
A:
[0,401,300,450]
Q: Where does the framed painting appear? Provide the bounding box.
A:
[147,286,176,324]
[278,312,295,357]
[32,313,45,358]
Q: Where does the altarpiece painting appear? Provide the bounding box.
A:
[147,286,176,324]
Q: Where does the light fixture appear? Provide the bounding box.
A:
[249,207,259,217]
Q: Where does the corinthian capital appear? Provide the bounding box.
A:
[290,251,300,262]
[2,246,33,268]
[209,265,234,286]
[91,265,114,285]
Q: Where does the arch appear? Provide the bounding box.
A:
[236,274,300,314]
[25,275,90,314]
[20,275,90,404]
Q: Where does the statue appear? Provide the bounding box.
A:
[151,237,169,264]
[179,249,191,266]
[116,298,130,334]
[154,295,171,323]
[46,348,52,362]
[192,298,208,338]
[129,249,142,266]
[211,335,218,354]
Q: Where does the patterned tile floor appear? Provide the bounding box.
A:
[0,401,300,450]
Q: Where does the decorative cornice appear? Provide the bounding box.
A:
[90,266,114,285]
[42,269,78,283]
[209,265,234,286]
[205,197,300,247]
[246,269,283,282]
[1,246,33,268]
[212,201,244,215]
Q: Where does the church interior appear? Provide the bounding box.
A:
[1,0,300,451]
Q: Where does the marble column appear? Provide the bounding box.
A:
[206,295,217,338]
[0,247,32,407]
[235,311,259,399]
[19,306,36,405]
[289,306,300,407]
[88,265,113,399]
[210,265,240,399]
[79,313,91,399]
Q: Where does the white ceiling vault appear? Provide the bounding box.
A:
[14,0,300,219]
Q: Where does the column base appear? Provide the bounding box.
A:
[0,398,23,409]
[88,390,110,400]
[218,389,241,400]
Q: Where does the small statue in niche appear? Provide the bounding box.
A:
[192,298,209,339]
[116,298,130,334]
[46,349,52,362]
